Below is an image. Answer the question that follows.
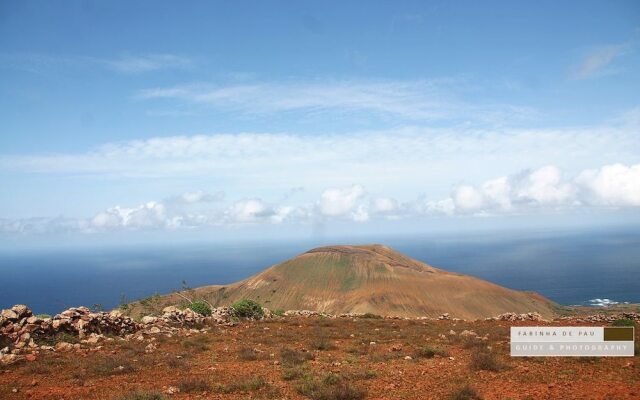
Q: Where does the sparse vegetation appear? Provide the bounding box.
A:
[178,377,211,393]
[281,347,315,366]
[447,385,482,400]
[282,365,309,381]
[470,348,505,371]
[35,332,79,346]
[91,354,136,376]
[360,313,382,319]
[232,299,264,319]
[215,376,266,393]
[188,300,212,316]
[414,345,449,359]
[115,391,167,400]
[273,308,285,316]
[35,313,51,319]
[296,373,367,400]
[612,318,635,326]
[180,335,210,352]
[310,337,337,351]
[238,346,259,361]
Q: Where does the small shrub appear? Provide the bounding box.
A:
[178,377,210,393]
[296,374,366,400]
[188,301,212,316]
[238,347,259,361]
[91,354,136,376]
[281,347,314,366]
[414,346,449,359]
[35,313,51,319]
[361,313,382,319]
[215,377,266,393]
[165,355,188,368]
[346,345,368,356]
[612,318,635,327]
[35,332,79,346]
[348,370,377,380]
[282,366,309,381]
[447,385,482,400]
[115,391,167,400]
[311,337,337,351]
[469,348,503,372]
[231,299,264,319]
[180,335,210,352]
[273,308,285,317]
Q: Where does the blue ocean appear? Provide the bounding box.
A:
[1,228,638,315]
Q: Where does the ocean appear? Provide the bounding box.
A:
[1,228,639,315]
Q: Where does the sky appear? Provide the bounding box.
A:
[0,0,639,248]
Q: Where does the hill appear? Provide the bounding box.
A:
[158,244,557,320]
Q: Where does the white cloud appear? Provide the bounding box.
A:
[225,199,274,223]
[423,163,640,216]
[511,166,574,206]
[136,79,534,123]
[167,190,224,205]
[103,54,192,74]
[0,53,193,74]
[576,163,640,206]
[2,162,640,235]
[2,125,637,198]
[370,197,399,214]
[452,185,485,212]
[570,44,626,79]
[442,166,576,215]
[91,201,168,230]
[319,185,365,218]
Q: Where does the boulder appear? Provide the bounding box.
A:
[141,316,158,324]
[11,305,32,319]
[1,309,18,320]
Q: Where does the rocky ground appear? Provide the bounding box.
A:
[0,305,639,400]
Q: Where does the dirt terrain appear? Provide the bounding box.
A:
[1,316,638,400]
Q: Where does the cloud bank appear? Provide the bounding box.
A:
[2,163,639,234]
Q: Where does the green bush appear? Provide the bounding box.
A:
[35,314,51,319]
[231,299,264,319]
[188,301,212,316]
[273,308,285,316]
[612,318,635,327]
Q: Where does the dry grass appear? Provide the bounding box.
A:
[91,354,137,376]
[413,346,449,359]
[214,376,266,393]
[281,347,315,366]
[114,391,167,400]
[296,373,367,400]
[469,348,505,372]
[447,384,482,400]
[178,377,210,393]
[180,335,210,352]
[310,337,337,351]
[237,346,260,361]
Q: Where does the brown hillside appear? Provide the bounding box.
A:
[165,244,557,320]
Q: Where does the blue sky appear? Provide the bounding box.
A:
[1,0,639,247]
